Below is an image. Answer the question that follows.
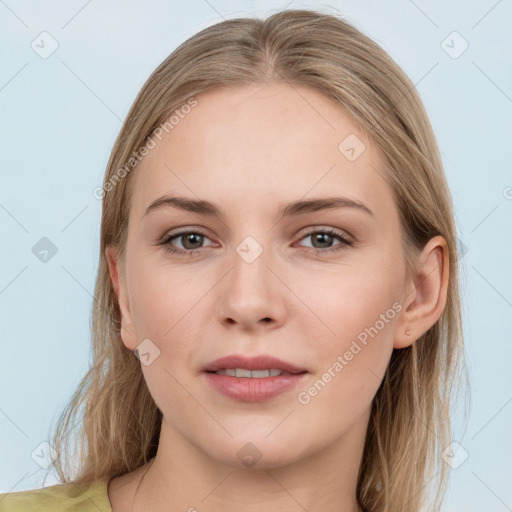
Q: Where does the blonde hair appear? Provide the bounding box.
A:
[50,9,468,511]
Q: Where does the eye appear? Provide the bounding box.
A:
[297,228,353,254]
[161,230,216,255]
[160,227,353,257]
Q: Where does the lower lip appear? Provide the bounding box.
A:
[203,372,308,402]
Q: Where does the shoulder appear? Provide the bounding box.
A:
[0,478,113,512]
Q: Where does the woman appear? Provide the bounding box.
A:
[0,8,467,512]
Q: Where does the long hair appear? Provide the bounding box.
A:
[49,9,468,511]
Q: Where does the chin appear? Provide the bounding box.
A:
[203,433,309,470]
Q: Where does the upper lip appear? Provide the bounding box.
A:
[203,355,307,374]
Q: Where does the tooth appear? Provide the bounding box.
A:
[251,369,270,378]
[214,368,290,377]
[235,368,252,378]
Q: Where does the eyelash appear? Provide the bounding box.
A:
[160,227,353,256]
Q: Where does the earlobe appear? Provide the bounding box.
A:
[394,236,449,349]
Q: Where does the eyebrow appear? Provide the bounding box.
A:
[144,195,374,218]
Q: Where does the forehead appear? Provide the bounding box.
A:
[129,83,394,219]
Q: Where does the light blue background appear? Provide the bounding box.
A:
[1,1,511,510]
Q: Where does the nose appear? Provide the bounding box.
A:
[215,243,288,331]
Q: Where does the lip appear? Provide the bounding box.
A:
[202,354,306,374]
[202,354,308,402]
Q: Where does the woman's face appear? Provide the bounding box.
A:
[108,82,414,468]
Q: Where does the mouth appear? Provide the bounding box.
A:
[206,368,303,377]
[202,355,309,402]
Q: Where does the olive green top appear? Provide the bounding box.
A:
[0,478,113,511]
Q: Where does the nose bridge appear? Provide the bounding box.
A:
[230,235,273,306]
[216,234,286,328]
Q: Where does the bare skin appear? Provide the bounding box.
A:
[105,82,449,512]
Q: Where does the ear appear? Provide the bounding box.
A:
[105,245,138,351]
[394,235,450,349]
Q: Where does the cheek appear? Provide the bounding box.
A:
[127,256,216,367]
[297,257,401,341]
[128,256,198,335]
[293,275,397,430]
[126,259,210,412]
[292,258,400,393]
